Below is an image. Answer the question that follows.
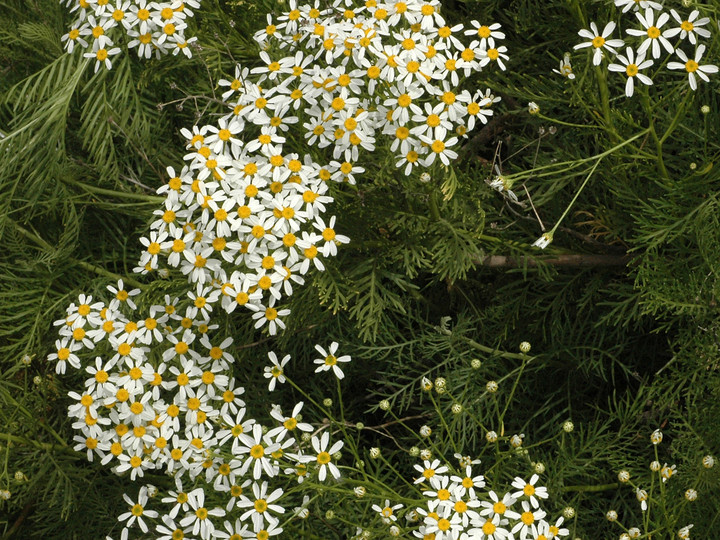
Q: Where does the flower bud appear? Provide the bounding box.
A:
[618,470,630,482]
[323,398,333,407]
[325,510,335,520]
[701,105,710,114]
[563,506,575,518]
[685,489,697,501]
[420,425,432,437]
[563,421,574,433]
[409,446,420,457]
[650,429,662,445]
[471,358,482,369]
[419,449,432,460]
[486,380,499,393]
[510,433,524,448]
[678,525,694,539]
[354,486,366,498]
[451,403,462,414]
[379,400,390,411]
[486,431,498,443]
[519,341,531,353]
[534,462,545,474]
[606,510,618,521]
[370,447,380,459]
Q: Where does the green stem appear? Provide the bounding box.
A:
[429,392,458,454]
[536,114,601,130]
[641,90,669,180]
[498,357,530,426]
[8,218,145,289]
[0,432,77,456]
[428,190,441,221]
[659,92,692,145]
[61,177,164,203]
[594,65,616,137]
[434,325,530,362]
[73,260,145,289]
[506,128,649,182]
[561,482,619,492]
[548,157,602,235]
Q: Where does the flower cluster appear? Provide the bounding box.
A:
[574,6,717,96]
[374,456,567,540]
[60,0,201,71]
[135,0,506,333]
[606,430,699,540]
[47,280,347,539]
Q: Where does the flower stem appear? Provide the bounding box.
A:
[561,482,619,492]
[61,177,164,203]
[547,157,602,236]
[641,90,669,180]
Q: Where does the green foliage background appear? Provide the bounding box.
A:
[1,0,719,537]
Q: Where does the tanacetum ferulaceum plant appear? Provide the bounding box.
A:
[61,0,202,70]
[135,0,507,334]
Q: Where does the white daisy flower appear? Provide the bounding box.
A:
[302,431,344,481]
[313,341,351,379]
[179,487,226,539]
[626,8,674,59]
[614,0,662,13]
[608,46,654,97]
[118,486,159,537]
[510,474,549,509]
[552,52,575,80]
[667,45,718,90]
[665,9,712,45]
[371,499,404,523]
[574,21,624,65]
[263,351,291,391]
